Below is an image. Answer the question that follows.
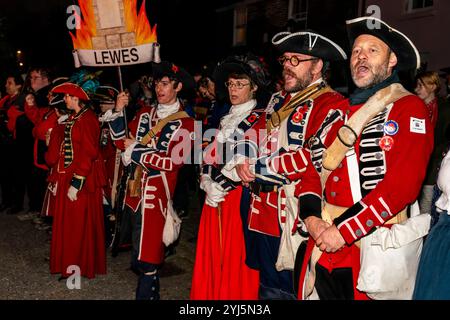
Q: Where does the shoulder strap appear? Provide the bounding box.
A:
[267,82,333,133]
[320,83,412,189]
[140,110,190,146]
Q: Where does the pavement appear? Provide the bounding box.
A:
[0,192,203,300]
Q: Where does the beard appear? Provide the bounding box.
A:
[351,59,390,89]
[283,68,314,93]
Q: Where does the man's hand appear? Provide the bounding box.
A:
[124,138,136,149]
[304,216,331,241]
[45,128,53,146]
[236,158,256,184]
[315,224,346,253]
[115,91,129,112]
[67,186,78,201]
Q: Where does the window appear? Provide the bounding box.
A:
[405,0,434,12]
[233,7,247,46]
[288,0,308,22]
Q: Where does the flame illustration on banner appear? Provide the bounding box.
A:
[70,0,97,49]
[124,0,157,44]
[70,0,157,50]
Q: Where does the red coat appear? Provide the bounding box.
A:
[24,100,51,126]
[191,187,260,299]
[297,94,434,299]
[109,104,195,264]
[191,106,263,300]
[46,107,107,279]
[33,109,58,170]
[246,90,344,237]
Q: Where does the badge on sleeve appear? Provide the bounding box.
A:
[292,110,303,123]
[384,120,399,135]
[379,136,394,151]
[410,117,426,134]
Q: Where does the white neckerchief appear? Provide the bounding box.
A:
[217,99,256,143]
[156,99,180,119]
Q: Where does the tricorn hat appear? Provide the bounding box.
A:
[346,16,420,71]
[212,53,271,89]
[51,83,90,101]
[152,61,196,92]
[49,77,69,108]
[272,30,347,61]
[90,86,119,104]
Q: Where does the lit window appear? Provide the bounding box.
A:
[233,7,247,46]
[288,0,308,22]
[405,0,434,12]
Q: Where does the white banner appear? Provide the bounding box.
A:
[72,42,160,68]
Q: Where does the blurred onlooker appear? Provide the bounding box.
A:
[413,145,450,299]
[16,67,53,221]
[0,73,25,214]
[416,71,450,216]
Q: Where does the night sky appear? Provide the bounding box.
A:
[0,0,219,86]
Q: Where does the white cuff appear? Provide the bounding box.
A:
[122,141,138,166]
[99,109,123,122]
[57,114,69,124]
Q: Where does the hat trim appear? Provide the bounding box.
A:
[346,16,420,69]
[51,83,90,101]
[271,31,347,60]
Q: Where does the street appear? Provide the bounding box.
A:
[0,194,202,300]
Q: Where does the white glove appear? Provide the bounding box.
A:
[67,186,79,201]
[122,141,138,166]
[57,114,69,124]
[200,175,227,208]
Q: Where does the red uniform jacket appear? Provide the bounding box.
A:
[236,89,344,237]
[108,103,195,264]
[297,94,434,299]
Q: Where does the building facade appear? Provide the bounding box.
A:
[358,0,450,72]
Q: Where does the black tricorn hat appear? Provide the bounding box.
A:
[90,86,119,104]
[212,53,271,89]
[48,77,69,110]
[346,16,420,71]
[272,31,347,61]
[152,61,196,92]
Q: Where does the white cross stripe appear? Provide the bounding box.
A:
[378,197,393,216]
[355,217,367,235]
[345,223,357,239]
[370,204,385,224]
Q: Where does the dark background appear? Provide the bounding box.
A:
[0,0,363,92]
[0,0,222,84]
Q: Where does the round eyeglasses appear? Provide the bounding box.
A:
[224,81,251,89]
[277,55,318,67]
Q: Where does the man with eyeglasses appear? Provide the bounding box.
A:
[13,67,54,223]
[104,61,196,300]
[221,31,347,299]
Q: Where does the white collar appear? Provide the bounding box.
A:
[156,99,180,119]
[217,99,257,142]
[227,99,257,118]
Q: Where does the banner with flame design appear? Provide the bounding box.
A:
[70,0,160,67]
